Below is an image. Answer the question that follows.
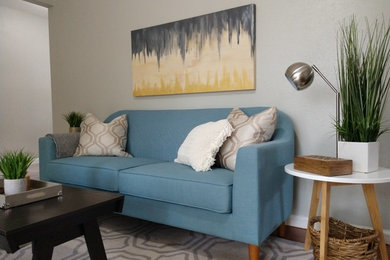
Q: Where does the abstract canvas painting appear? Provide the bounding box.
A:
[131,4,255,96]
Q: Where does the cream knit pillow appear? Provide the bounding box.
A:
[74,113,132,157]
[217,107,277,170]
[175,119,233,172]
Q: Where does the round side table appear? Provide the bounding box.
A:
[285,163,390,260]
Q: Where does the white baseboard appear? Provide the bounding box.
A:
[286,214,308,229]
[287,214,390,244]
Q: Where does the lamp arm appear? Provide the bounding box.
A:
[312,65,341,157]
[312,65,339,94]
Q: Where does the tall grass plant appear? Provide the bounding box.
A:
[337,17,390,142]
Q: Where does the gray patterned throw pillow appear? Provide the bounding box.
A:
[74,113,132,157]
[217,107,277,171]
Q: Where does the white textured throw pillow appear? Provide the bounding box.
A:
[175,119,233,172]
[217,107,277,171]
[74,113,132,157]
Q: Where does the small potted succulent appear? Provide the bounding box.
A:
[63,111,85,132]
[0,150,35,195]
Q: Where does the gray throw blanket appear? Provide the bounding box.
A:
[46,133,80,158]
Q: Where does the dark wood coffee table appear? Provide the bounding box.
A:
[0,185,124,260]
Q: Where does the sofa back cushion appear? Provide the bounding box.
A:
[105,107,290,162]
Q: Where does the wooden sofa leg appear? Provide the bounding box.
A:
[248,244,260,260]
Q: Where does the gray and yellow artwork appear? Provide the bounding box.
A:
[131,4,255,96]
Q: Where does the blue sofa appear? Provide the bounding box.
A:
[39,107,294,260]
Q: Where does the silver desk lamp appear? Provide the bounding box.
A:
[285,62,340,158]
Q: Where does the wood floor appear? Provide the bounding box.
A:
[277,224,390,259]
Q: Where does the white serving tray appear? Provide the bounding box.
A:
[0,179,62,209]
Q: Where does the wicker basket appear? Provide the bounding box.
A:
[309,216,379,260]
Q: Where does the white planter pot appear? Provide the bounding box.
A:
[338,141,379,173]
[4,178,27,195]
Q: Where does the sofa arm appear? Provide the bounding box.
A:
[39,137,57,181]
[232,137,294,245]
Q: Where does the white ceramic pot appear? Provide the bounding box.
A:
[338,141,379,173]
[4,178,27,195]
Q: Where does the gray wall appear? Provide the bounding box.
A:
[0,0,52,155]
[47,0,390,240]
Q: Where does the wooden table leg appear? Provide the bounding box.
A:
[319,181,330,260]
[305,180,322,250]
[32,240,54,260]
[83,219,108,260]
[362,184,388,260]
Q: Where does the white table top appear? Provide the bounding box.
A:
[284,163,390,184]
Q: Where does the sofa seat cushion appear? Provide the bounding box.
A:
[47,156,162,191]
[119,162,233,213]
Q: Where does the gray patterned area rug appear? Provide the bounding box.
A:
[0,214,313,259]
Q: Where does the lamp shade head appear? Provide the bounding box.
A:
[285,62,314,90]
